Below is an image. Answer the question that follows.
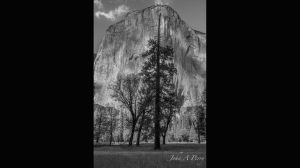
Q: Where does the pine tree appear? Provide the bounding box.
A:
[140,13,178,149]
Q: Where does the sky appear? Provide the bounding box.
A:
[94,0,206,53]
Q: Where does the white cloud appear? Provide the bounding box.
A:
[95,5,129,21]
[94,0,103,9]
[94,0,130,21]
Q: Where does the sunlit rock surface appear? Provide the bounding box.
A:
[94,5,206,107]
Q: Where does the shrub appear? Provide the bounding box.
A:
[169,134,176,142]
[181,132,190,142]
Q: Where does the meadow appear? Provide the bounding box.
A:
[94,143,206,168]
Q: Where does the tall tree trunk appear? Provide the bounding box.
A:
[162,134,166,145]
[136,126,142,146]
[109,120,113,146]
[154,13,162,150]
[162,114,171,145]
[119,111,124,142]
[128,120,136,146]
[136,112,145,146]
[110,131,113,146]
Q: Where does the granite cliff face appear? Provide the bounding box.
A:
[94,5,206,107]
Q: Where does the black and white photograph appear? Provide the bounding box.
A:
[5,1,297,168]
[94,0,206,167]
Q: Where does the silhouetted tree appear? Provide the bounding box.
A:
[110,74,142,146]
[135,86,154,146]
[140,13,178,149]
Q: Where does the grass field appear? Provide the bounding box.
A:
[94,143,206,168]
